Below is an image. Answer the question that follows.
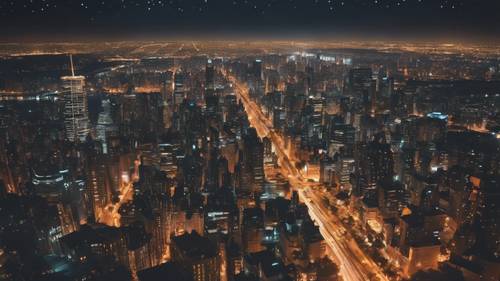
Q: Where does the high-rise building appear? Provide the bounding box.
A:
[174,71,187,107]
[138,261,193,281]
[206,59,215,93]
[96,99,116,154]
[477,175,500,259]
[346,68,376,114]
[61,56,89,142]
[252,59,263,81]
[335,156,355,190]
[161,71,174,128]
[355,134,394,196]
[240,128,264,192]
[241,207,265,254]
[346,68,373,98]
[171,231,220,281]
[377,179,406,219]
[328,123,356,157]
[446,166,476,228]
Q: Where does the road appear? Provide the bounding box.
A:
[225,71,388,281]
[98,159,140,227]
[225,73,303,182]
[301,187,389,281]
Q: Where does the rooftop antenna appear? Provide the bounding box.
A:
[69,54,75,77]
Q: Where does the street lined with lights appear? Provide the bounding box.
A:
[225,71,388,281]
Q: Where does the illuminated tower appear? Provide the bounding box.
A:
[205,59,218,117]
[205,59,215,93]
[61,55,89,142]
[252,59,263,80]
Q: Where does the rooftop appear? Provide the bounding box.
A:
[171,231,217,259]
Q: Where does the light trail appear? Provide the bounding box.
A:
[225,70,388,281]
[300,187,367,281]
[98,159,140,227]
[301,187,388,281]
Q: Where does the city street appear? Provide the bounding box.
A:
[226,72,388,281]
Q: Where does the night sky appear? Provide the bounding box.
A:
[1,0,499,41]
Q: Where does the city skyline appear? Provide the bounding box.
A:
[0,2,499,281]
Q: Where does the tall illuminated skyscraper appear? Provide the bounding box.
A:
[252,59,263,80]
[205,59,215,93]
[61,55,89,142]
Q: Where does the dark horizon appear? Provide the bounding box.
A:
[2,27,499,45]
[1,0,499,43]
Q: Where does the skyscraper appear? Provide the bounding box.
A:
[205,59,215,93]
[171,231,221,281]
[241,128,264,192]
[61,55,89,142]
[355,133,394,196]
[252,59,263,81]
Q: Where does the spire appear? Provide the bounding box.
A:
[69,54,75,77]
